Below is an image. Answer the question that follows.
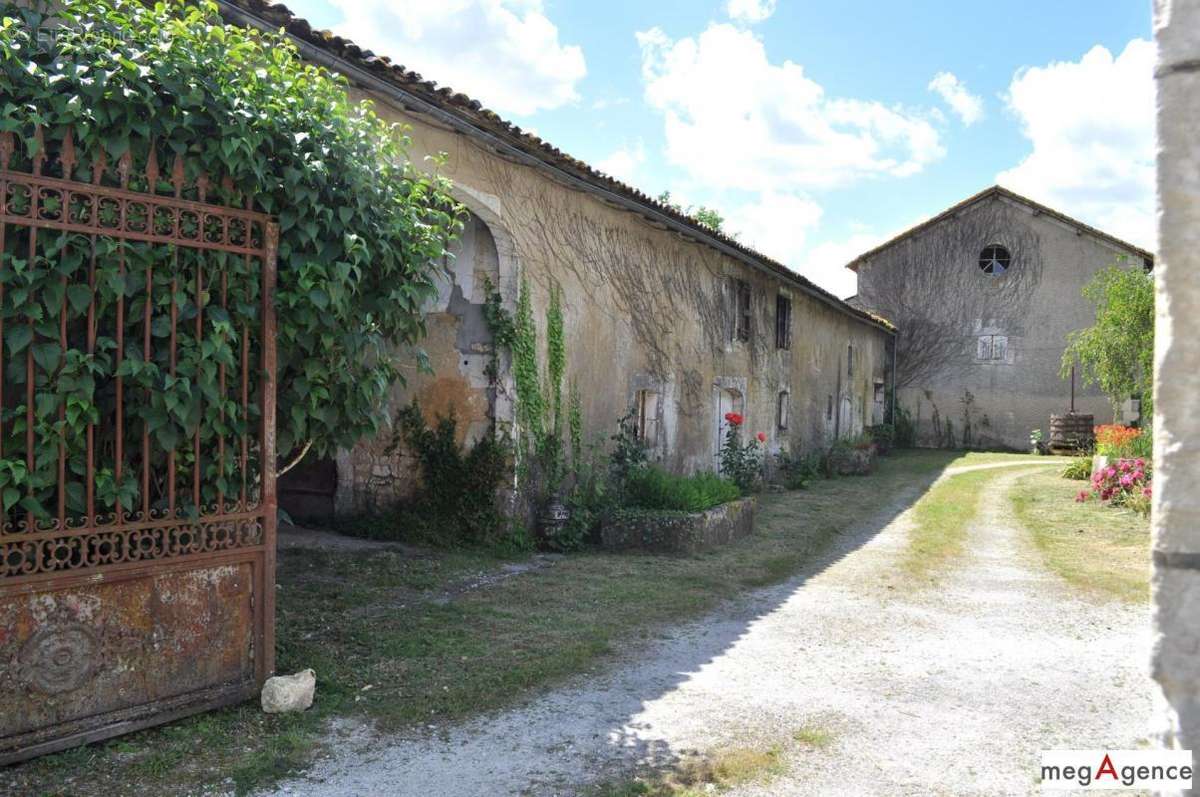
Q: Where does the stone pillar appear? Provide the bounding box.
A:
[1152,0,1200,783]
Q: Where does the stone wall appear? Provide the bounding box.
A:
[318,82,893,516]
[1151,0,1200,774]
[855,193,1146,451]
[600,498,757,554]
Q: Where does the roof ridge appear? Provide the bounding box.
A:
[215,0,894,332]
[845,184,1154,271]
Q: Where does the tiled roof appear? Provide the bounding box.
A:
[845,185,1154,272]
[216,0,894,334]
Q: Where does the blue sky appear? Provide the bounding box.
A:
[283,0,1154,298]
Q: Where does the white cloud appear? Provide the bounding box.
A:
[726,0,777,23]
[596,141,645,184]
[328,0,586,116]
[927,71,984,126]
[796,229,894,299]
[725,191,824,264]
[997,39,1156,248]
[636,24,944,191]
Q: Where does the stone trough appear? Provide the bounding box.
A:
[599,497,757,554]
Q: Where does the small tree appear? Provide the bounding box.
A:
[1062,262,1154,418]
[655,191,728,234]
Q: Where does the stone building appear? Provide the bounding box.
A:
[218,1,895,518]
[847,186,1152,451]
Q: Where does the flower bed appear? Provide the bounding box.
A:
[1078,457,1151,515]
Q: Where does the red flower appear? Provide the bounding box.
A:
[756,432,767,443]
[725,412,744,426]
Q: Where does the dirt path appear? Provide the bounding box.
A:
[263,463,1151,796]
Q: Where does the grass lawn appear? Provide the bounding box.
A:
[1011,468,1150,603]
[6,449,965,797]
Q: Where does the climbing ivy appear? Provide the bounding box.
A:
[568,382,583,470]
[511,277,543,442]
[0,1,463,518]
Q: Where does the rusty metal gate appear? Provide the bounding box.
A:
[0,126,278,764]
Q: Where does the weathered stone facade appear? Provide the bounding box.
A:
[224,2,894,519]
[319,101,892,514]
[1151,0,1200,776]
[850,187,1151,451]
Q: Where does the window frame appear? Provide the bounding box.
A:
[978,244,1012,276]
[976,334,1009,362]
[734,279,752,342]
[775,294,791,350]
[777,390,790,431]
[635,389,660,446]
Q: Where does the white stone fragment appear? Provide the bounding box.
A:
[261,669,316,714]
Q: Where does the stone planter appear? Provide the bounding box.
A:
[537,499,570,546]
[600,497,757,554]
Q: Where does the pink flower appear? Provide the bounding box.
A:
[1133,470,1145,482]
[1135,458,1146,469]
[1119,460,1132,472]
[1143,486,1153,498]
[1119,474,1134,488]
[756,432,766,443]
[1105,466,1117,478]
[1075,491,1089,503]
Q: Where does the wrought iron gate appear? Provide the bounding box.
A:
[0,126,278,764]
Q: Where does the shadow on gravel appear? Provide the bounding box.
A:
[262,452,991,797]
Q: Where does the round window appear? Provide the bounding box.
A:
[979,244,1011,275]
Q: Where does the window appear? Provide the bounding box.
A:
[777,391,790,431]
[847,344,854,377]
[976,334,1008,361]
[775,294,791,349]
[635,389,660,444]
[826,394,833,421]
[978,244,1011,275]
[733,279,751,342]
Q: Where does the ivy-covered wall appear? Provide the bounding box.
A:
[320,84,891,515]
[854,194,1145,450]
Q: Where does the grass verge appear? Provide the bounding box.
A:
[901,455,1068,583]
[6,450,960,797]
[902,468,993,582]
[1010,469,1149,603]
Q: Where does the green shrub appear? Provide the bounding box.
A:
[1,0,465,496]
[775,449,822,490]
[609,408,650,496]
[868,424,895,454]
[894,404,916,448]
[624,467,740,513]
[364,400,516,548]
[1062,456,1093,481]
[718,414,764,491]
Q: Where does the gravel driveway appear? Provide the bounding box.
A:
[264,462,1151,796]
